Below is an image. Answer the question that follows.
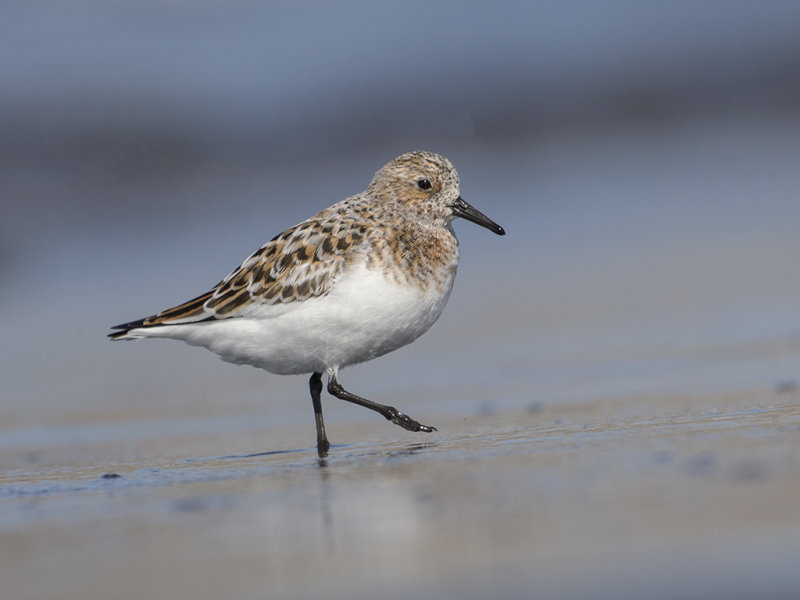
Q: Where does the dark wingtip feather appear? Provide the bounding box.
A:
[108,313,217,339]
[111,318,147,331]
[108,318,146,340]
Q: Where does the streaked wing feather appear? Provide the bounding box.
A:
[112,209,368,332]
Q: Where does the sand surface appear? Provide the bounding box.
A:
[2,380,799,600]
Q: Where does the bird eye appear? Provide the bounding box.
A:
[416,178,432,190]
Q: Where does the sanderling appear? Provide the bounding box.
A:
[110,151,505,457]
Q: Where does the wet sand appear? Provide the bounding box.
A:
[2,383,798,600]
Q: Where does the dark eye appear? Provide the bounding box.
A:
[416,178,432,190]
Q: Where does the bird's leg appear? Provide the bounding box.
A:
[309,372,329,457]
[327,372,437,433]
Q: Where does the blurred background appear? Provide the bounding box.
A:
[2,2,800,599]
[3,0,799,425]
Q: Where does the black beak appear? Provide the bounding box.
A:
[450,196,505,236]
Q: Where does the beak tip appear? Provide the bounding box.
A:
[451,197,506,237]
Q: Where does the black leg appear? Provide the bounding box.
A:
[310,372,329,458]
[327,372,437,433]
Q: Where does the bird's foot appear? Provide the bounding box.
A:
[316,438,330,458]
[387,407,437,433]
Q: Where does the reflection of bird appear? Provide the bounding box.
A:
[110,151,505,457]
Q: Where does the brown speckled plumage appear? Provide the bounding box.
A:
[111,151,498,334]
[108,151,505,457]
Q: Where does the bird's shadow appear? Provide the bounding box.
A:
[183,439,438,465]
[182,447,308,464]
[218,447,311,460]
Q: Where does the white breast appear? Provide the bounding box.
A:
[138,261,457,375]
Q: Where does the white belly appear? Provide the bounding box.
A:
[135,262,456,375]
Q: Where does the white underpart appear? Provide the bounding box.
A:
[124,260,456,375]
